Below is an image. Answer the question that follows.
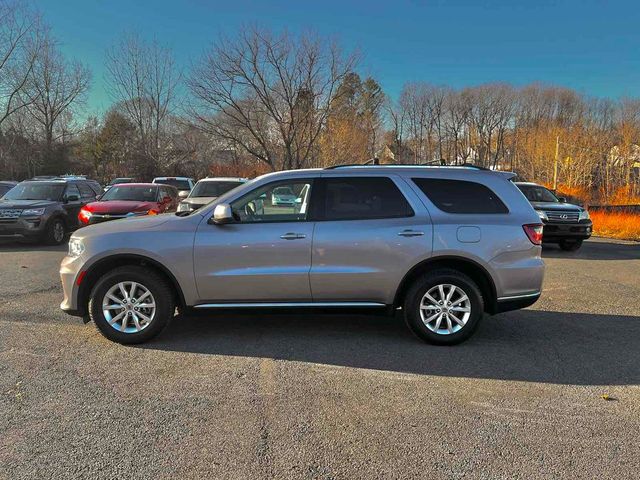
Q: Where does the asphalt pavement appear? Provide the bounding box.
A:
[1,237,639,479]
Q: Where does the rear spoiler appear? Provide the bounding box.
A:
[495,171,518,181]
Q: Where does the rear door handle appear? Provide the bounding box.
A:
[280,232,306,240]
[398,230,424,237]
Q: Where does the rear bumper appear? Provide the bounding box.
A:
[542,219,592,241]
[494,292,541,313]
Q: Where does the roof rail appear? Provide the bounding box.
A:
[324,162,492,170]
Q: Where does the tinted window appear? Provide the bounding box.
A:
[190,181,243,197]
[231,180,313,223]
[65,184,81,200]
[517,185,558,203]
[78,183,96,199]
[154,179,191,190]
[0,185,13,197]
[159,187,175,200]
[413,178,508,214]
[322,177,413,221]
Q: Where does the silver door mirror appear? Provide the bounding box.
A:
[178,190,189,200]
[211,203,234,225]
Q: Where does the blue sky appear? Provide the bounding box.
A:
[35,0,640,114]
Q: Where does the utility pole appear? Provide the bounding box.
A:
[553,135,559,191]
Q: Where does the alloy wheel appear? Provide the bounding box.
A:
[102,281,156,333]
[419,284,471,335]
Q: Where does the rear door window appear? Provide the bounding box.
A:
[319,177,414,220]
[412,178,508,214]
[78,182,96,200]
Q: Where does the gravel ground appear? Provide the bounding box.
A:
[0,237,639,479]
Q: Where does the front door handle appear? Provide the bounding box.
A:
[398,229,424,237]
[280,232,306,240]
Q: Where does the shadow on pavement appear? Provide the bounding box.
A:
[0,239,67,252]
[542,239,640,260]
[141,308,639,386]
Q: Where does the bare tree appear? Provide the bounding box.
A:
[0,0,42,127]
[21,34,91,157]
[105,33,179,170]
[188,26,357,170]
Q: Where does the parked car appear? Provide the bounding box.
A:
[103,177,135,193]
[78,183,178,226]
[515,182,592,251]
[61,165,544,346]
[0,178,100,244]
[271,186,297,206]
[0,181,18,198]
[152,177,195,199]
[177,177,247,213]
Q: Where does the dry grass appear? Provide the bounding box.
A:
[590,210,640,241]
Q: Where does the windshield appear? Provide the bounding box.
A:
[274,187,294,196]
[3,183,64,201]
[190,181,243,198]
[518,185,559,203]
[101,185,158,202]
[155,179,191,190]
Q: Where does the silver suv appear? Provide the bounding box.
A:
[60,166,545,345]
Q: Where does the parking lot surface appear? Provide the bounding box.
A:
[1,237,639,479]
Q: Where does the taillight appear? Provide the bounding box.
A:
[523,224,544,245]
[78,207,92,224]
[147,209,159,216]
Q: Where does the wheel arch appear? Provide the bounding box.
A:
[77,254,186,315]
[394,256,498,314]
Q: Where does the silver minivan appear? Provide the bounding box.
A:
[60,166,544,345]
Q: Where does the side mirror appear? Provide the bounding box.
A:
[210,203,234,225]
[66,194,79,202]
[558,197,567,203]
[178,190,189,200]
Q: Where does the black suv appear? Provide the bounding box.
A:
[0,178,101,244]
[516,182,592,251]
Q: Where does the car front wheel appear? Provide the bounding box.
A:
[89,266,174,344]
[404,269,484,345]
[43,218,66,245]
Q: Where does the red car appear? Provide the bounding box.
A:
[78,183,178,226]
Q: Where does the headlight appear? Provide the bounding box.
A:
[68,238,84,257]
[579,210,590,220]
[21,208,46,216]
[536,210,548,220]
[177,202,191,212]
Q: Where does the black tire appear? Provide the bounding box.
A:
[403,269,484,345]
[559,239,583,251]
[89,266,175,344]
[43,217,66,245]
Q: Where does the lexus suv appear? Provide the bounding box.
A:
[0,178,100,244]
[60,166,545,345]
[516,182,592,251]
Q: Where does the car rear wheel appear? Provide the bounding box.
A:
[43,218,66,245]
[404,269,484,345]
[559,239,583,251]
[89,266,174,344]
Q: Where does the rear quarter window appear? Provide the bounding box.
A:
[412,178,509,214]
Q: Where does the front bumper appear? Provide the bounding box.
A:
[60,253,86,317]
[542,219,592,241]
[0,217,46,238]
